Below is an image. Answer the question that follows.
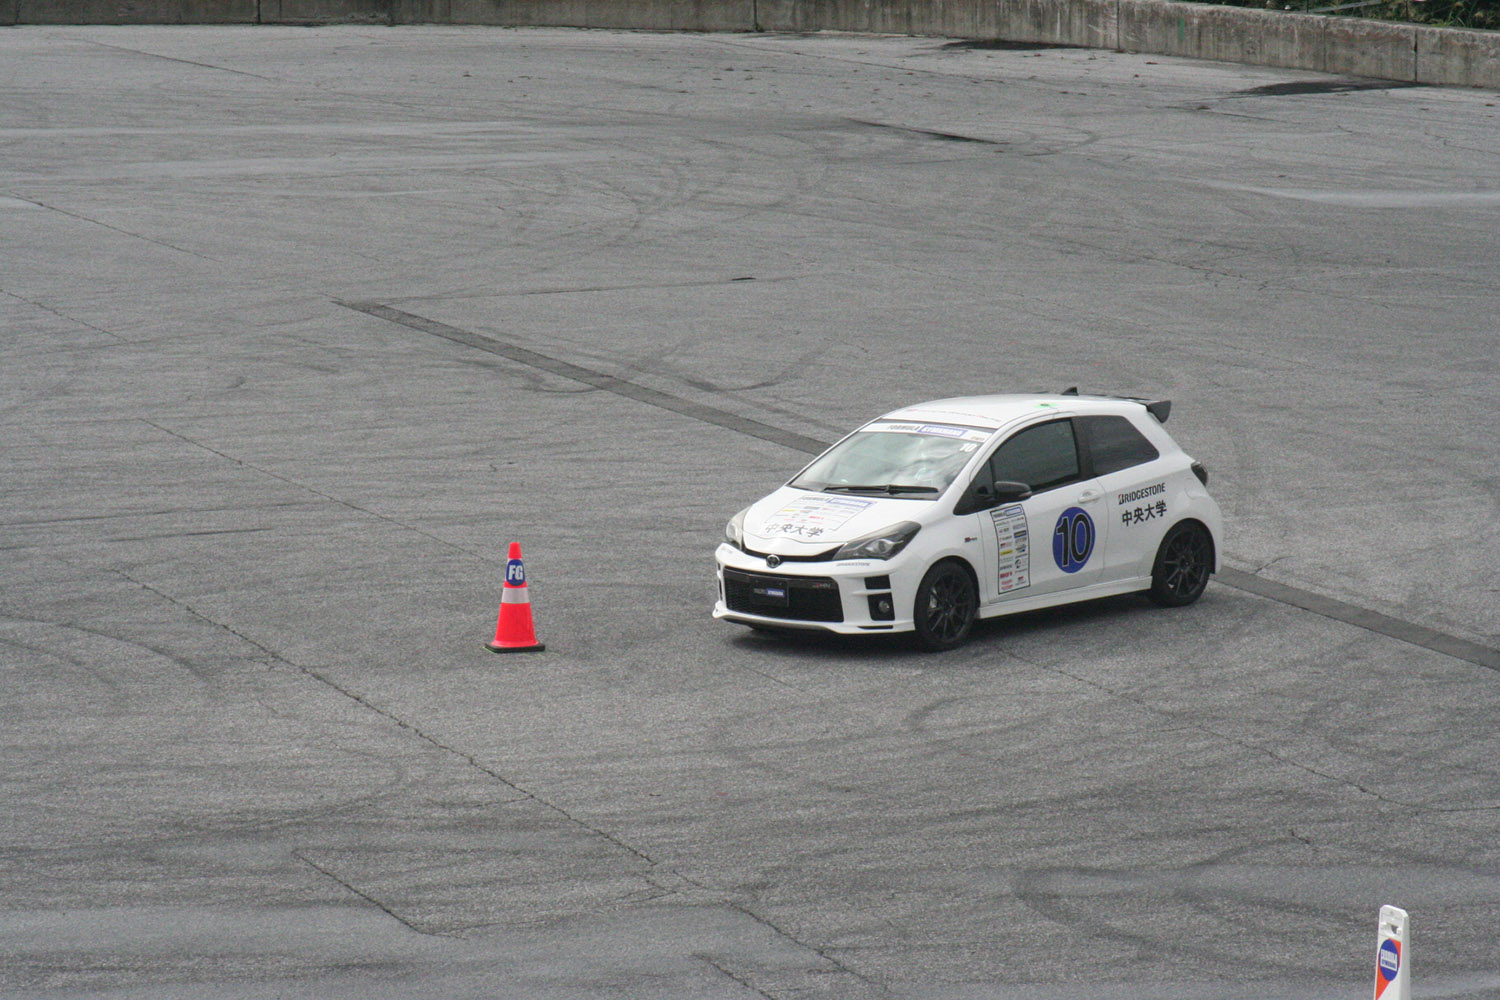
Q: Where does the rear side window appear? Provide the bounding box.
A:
[988,419,1081,493]
[1079,415,1160,476]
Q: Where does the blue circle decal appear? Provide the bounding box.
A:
[1052,507,1095,573]
[506,559,526,586]
[1378,940,1400,982]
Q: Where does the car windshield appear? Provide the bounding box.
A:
[790,422,990,497]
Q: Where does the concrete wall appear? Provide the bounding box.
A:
[13,0,254,22]
[265,0,387,22]
[4,0,1497,90]
[1119,0,1423,79]
[757,0,1120,48]
[1419,21,1500,88]
[437,0,754,30]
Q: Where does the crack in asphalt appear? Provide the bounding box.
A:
[292,851,456,938]
[9,196,218,260]
[722,901,885,990]
[2,287,129,342]
[696,953,785,999]
[1027,654,1500,813]
[109,568,666,912]
[138,418,492,562]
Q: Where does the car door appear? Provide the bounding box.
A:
[969,418,1108,603]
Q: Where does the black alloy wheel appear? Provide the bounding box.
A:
[913,560,978,651]
[1148,521,1213,607]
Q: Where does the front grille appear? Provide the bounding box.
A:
[743,544,840,563]
[723,568,844,622]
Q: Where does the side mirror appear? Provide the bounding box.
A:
[992,480,1032,503]
[956,478,1033,515]
[954,480,992,516]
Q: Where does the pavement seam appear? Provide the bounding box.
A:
[138,418,494,563]
[1024,654,1500,813]
[111,566,662,869]
[695,953,785,999]
[291,662,662,867]
[1,287,129,342]
[12,196,217,260]
[721,901,887,992]
[291,851,456,938]
[69,35,282,82]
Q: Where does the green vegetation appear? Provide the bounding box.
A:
[1196,0,1500,29]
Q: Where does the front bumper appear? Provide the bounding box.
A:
[713,543,920,634]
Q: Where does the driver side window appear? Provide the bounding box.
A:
[986,420,1081,494]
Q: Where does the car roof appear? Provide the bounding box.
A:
[878,393,1154,431]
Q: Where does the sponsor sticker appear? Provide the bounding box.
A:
[1117,482,1167,505]
[762,494,872,538]
[505,559,525,586]
[867,422,991,442]
[991,504,1031,593]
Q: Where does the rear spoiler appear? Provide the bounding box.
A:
[1060,386,1171,423]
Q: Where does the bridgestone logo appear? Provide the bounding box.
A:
[1117,483,1166,505]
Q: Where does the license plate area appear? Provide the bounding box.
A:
[751,581,790,607]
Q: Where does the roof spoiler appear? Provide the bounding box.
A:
[1060,386,1171,423]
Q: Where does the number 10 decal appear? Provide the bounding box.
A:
[1052,507,1095,573]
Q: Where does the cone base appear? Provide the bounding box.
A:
[485,641,546,654]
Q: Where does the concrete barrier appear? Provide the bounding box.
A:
[984,0,1118,49]
[264,0,387,22]
[756,0,1117,49]
[5,0,1497,91]
[1419,22,1500,88]
[432,0,753,30]
[12,0,253,21]
[1119,0,1422,79]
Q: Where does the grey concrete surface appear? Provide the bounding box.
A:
[2,25,1498,999]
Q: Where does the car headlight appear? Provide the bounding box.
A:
[833,521,921,561]
[725,508,749,550]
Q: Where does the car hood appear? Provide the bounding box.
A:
[741,486,939,555]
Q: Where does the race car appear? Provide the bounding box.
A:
[714,390,1224,651]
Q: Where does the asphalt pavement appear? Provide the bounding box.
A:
[2,24,1498,999]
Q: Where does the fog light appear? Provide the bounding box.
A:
[868,594,895,621]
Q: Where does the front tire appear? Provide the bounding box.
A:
[913,560,978,651]
[1148,521,1213,607]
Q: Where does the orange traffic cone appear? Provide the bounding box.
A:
[486,542,546,654]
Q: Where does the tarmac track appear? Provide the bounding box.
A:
[2,24,1499,1000]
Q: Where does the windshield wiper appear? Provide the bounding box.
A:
[822,484,939,495]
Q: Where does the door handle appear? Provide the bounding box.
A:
[1077,489,1102,503]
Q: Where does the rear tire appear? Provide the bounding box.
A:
[1148,521,1213,607]
[913,560,978,651]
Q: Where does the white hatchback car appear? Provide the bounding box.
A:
[715,391,1223,650]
